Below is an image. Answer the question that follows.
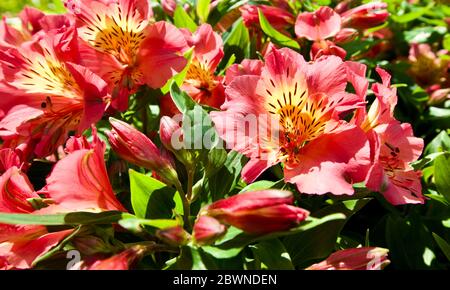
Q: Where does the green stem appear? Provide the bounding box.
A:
[175,182,191,230]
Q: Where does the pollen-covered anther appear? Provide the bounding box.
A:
[264,82,330,162]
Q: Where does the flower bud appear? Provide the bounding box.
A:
[204,190,309,235]
[193,216,227,245]
[156,226,190,246]
[85,246,147,270]
[306,247,390,270]
[334,28,358,44]
[159,116,194,167]
[72,236,114,256]
[341,3,389,30]
[107,117,179,186]
[428,88,450,106]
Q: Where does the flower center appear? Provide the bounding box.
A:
[79,5,148,65]
[263,77,331,162]
[185,61,217,92]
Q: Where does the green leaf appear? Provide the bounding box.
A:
[239,180,276,193]
[202,151,246,202]
[432,233,450,262]
[404,26,447,44]
[250,239,294,270]
[258,9,300,49]
[425,131,450,155]
[444,34,450,51]
[434,153,450,203]
[129,169,183,219]
[170,82,221,152]
[283,198,371,267]
[173,5,197,32]
[391,3,433,23]
[222,18,250,64]
[386,214,436,269]
[166,245,218,270]
[118,215,179,232]
[196,0,211,23]
[0,211,124,225]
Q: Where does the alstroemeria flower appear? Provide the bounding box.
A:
[0,27,108,158]
[351,67,424,205]
[306,247,390,270]
[212,48,370,195]
[160,24,225,116]
[408,43,449,88]
[0,167,73,269]
[44,128,127,212]
[203,190,309,234]
[65,0,188,111]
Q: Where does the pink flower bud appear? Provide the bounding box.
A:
[72,236,113,256]
[161,0,177,17]
[193,216,227,245]
[334,28,358,44]
[107,117,179,186]
[156,226,190,246]
[159,116,194,167]
[85,246,146,270]
[428,88,450,105]
[159,116,182,152]
[204,190,309,234]
[341,3,389,30]
[306,247,390,270]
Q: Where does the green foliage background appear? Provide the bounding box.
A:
[0,0,64,16]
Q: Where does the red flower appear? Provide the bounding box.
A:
[65,0,188,110]
[212,48,370,195]
[0,27,108,158]
[204,190,309,234]
[44,128,127,212]
[0,167,73,269]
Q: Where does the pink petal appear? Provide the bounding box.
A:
[295,6,342,41]
[284,124,370,195]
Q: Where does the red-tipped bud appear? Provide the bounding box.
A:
[341,3,389,30]
[72,236,114,256]
[156,226,190,246]
[159,116,183,152]
[204,190,309,235]
[161,0,177,17]
[306,247,390,270]
[107,117,179,186]
[159,116,194,166]
[240,4,294,31]
[85,246,147,270]
[334,28,358,44]
[193,216,227,245]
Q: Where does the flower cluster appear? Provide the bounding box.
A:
[0,0,448,271]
